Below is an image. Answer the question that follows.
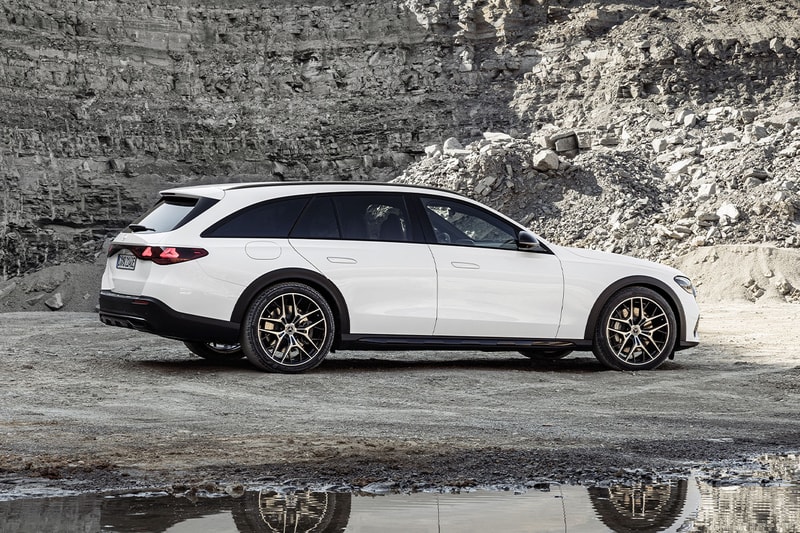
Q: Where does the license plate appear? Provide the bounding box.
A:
[116,254,137,271]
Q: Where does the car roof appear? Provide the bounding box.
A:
[159,181,465,200]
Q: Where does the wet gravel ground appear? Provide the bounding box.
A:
[1,303,799,496]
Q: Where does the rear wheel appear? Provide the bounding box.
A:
[241,282,335,373]
[184,341,243,361]
[592,287,676,371]
[519,349,573,360]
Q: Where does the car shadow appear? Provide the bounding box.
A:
[319,354,685,374]
[132,353,686,374]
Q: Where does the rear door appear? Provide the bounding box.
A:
[289,193,437,335]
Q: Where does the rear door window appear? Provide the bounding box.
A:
[331,194,416,242]
[128,196,218,233]
[202,196,309,238]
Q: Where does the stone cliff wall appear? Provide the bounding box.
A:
[0,0,546,278]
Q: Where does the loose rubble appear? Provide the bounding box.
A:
[394,104,800,266]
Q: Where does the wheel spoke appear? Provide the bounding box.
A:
[644,322,668,334]
[613,333,633,358]
[638,338,655,359]
[296,332,321,353]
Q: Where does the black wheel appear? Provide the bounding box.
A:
[241,282,335,373]
[592,286,676,371]
[184,341,244,361]
[519,349,573,360]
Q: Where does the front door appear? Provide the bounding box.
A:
[419,196,564,339]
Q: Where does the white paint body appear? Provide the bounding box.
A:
[101,183,700,347]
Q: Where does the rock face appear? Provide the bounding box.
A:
[0,0,799,287]
[0,0,542,278]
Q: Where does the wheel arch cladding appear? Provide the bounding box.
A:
[230,268,351,341]
[583,276,686,343]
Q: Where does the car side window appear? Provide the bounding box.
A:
[332,194,413,242]
[202,196,308,238]
[421,197,518,249]
[290,196,341,239]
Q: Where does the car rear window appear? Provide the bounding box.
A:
[127,196,218,233]
[202,196,309,238]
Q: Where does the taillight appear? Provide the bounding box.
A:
[108,244,208,265]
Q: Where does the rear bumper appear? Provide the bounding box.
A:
[99,291,240,344]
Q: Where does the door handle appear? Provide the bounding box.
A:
[327,257,357,264]
[451,261,479,269]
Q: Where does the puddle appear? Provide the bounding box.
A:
[1,455,798,532]
[1,479,799,533]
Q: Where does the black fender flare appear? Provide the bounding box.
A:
[231,268,351,339]
[583,276,687,342]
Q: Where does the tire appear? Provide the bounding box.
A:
[519,349,573,360]
[241,282,335,373]
[184,341,244,361]
[592,286,676,371]
[233,490,351,533]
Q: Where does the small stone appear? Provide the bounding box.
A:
[0,281,16,299]
[45,293,64,311]
[482,132,513,142]
[697,183,716,200]
[652,137,668,153]
[668,158,693,175]
[775,278,793,296]
[743,167,769,180]
[696,211,720,222]
[743,177,763,188]
[739,109,758,124]
[554,135,579,153]
[597,134,619,146]
[674,109,694,124]
[532,150,559,171]
[443,137,464,151]
[424,144,441,157]
[442,137,470,157]
[646,119,667,132]
[716,203,741,224]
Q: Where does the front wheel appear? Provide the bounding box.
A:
[592,287,676,371]
[241,282,335,373]
[184,341,244,361]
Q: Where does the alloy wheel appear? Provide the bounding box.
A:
[604,296,671,366]
[256,292,329,368]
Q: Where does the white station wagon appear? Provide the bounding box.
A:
[100,182,699,373]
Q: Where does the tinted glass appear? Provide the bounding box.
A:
[203,197,308,238]
[421,197,517,249]
[332,194,413,242]
[130,196,217,233]
[291,197,341,239]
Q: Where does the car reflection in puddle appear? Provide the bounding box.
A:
[1,475,799,532]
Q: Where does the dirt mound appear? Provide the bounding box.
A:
[0,262,104,313]
[675,245,800,304]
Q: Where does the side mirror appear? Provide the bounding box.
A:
[517,230,542,252]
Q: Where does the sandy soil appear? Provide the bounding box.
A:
[1,300,799,495]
